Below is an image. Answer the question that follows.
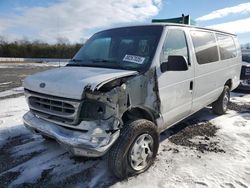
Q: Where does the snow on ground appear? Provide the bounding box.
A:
[0,87,24,99]
[0,96,29,146]
[0,92,249,188]
[0,62,59,69]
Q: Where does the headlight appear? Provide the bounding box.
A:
[80,100,106,120]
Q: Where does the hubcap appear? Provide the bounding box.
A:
[129,134,154,171]
[223,91,229,111]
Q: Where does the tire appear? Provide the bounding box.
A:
[108,119,159,179]
[212,85,230,115]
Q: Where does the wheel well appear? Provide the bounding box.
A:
[122,107,156,125]
[225,79,232,90]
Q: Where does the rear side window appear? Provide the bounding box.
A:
[216,34,237,60]
[191,30,219,64]
[162,29,189,62]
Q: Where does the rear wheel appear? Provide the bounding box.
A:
[108,119,159,179]
[212,86,230,115]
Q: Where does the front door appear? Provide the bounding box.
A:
[157,28,194,128]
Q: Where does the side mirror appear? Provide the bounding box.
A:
[160,55,188,73]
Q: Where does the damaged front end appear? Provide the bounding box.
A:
[23,82,126,157]
[23,68,161,157]
[23,112,120,157]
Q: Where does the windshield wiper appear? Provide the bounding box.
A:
[89,59,117,63]
[71,59,83,63]
[67,59,87,66]
[67,58,130,70]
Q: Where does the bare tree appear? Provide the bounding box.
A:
[56,37,70,45]
[246,43,250,50]
[0,35,7,44]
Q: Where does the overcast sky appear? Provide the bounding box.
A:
[0,0,249,44]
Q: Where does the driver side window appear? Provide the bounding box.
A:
[162,29,189,63]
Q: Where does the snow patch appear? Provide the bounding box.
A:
[0,96,28,147]
[0,87,24,98]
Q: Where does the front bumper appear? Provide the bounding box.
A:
[23,112,120,157]
[238,79,250,90]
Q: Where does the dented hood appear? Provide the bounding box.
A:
[23,66,137,100]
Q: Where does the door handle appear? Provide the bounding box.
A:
[190,81,193,91]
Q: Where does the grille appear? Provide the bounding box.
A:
[25,90,81,125]
[29,96,75,115]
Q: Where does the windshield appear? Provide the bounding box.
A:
[68,25,163,71]
[242,54,250,63]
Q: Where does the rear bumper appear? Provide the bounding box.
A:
[23,112,120,157]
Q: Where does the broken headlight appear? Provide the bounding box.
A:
[80,100,106,120]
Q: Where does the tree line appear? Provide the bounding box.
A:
[0,36,249,58]
[241,43,250,50]
[0,37,83,59]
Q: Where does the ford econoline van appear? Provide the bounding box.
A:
[23,24,241,178]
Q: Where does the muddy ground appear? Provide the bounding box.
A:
[228,101,250,113]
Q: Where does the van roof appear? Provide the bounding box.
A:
[106,23,237,37]
[157,23,236,36]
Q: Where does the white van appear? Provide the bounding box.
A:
[23,24,241,178]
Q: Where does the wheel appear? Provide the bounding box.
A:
[108,119,159,179]
[212,85,230,115]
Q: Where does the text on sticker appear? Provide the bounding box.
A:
[123,55,145,64]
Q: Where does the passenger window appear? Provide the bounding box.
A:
[162,29,189,62]
[216,34,237,60]
[191,30,219,64]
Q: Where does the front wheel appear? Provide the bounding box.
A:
[212,85,230,115]
[108,119,159,179]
